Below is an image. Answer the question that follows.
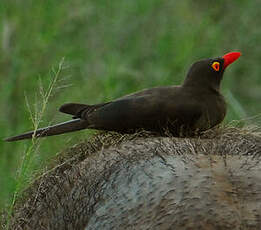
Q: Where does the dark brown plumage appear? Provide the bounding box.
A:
[4,52,241,142]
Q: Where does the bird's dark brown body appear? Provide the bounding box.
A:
[4,52,240,142]
[79,85,226,135]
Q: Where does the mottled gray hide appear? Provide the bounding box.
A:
[9,128,261,230]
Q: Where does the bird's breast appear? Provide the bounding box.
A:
[196,94,227,131]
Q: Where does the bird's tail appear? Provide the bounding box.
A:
[4,118,89,142]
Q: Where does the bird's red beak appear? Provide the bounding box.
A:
[223,52,241,69]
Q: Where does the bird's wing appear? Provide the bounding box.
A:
[59,86,178,118]
[82,93,202,132]
[114,86,175,100]
[59,87,175,118]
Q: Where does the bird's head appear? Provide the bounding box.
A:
[183,52,241,92]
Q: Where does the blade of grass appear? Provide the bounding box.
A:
[5,58,65,229]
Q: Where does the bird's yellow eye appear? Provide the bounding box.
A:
[211,62,220,72]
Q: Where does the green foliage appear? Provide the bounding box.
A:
[0,0,260,216]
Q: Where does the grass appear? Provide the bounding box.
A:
[2,59,64,228]
[1,0,261,224]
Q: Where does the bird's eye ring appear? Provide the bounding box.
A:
[211,62,220,72]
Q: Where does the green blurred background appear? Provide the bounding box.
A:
[0,0,260,211]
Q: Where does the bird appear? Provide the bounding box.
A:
[4,52,241,142]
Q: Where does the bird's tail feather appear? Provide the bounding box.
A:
[59,103,89,116]
[4,118,89,142]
